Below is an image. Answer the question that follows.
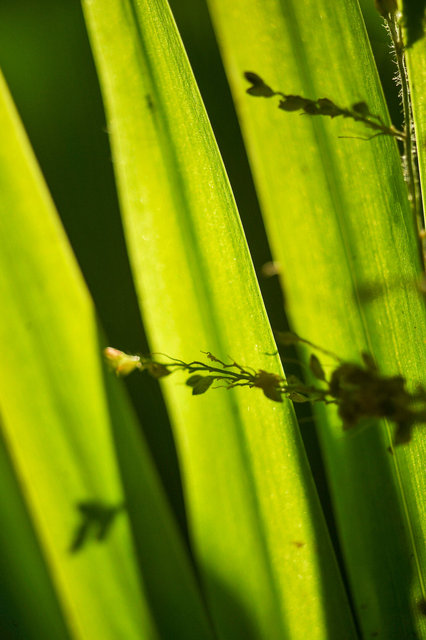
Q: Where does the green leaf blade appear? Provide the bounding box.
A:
[207,0,426,637]
[0,68,214,640]
[0,423,71,640]
[82,0,358,638]
[0,68,157,640]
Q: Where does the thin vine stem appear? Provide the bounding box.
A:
[104,342,426,446]
[386,13,425,268]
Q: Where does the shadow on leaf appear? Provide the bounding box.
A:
[69,500,125,553]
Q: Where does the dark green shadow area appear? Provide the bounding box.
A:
[312,402,420,639]
[0,427,70,640]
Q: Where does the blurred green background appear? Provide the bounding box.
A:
[0,0,400,536]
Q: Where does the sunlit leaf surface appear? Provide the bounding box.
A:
[207,0,426,636]
[83,0,357,638]
[0,68,214,640]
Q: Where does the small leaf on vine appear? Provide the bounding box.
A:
[144,362,171,379]
[203,351,222,363]
[288,391,311,403]
[253,370,283,402]
[309,354,326,381]
[361,352,377,371]
[186,375,205,387]
[316,98,341,117]
[191,376,216,395]
[244,72,275,97]
[245,73,406,141]
[352,101,369,116]
[275,331,302,346]
[278,96,310,112]
[106,338,425,446]
[394,422,415,445]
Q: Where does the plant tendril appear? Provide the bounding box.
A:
[104,342,426,446]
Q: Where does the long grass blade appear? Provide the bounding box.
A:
[0,68,214,640]
[207,0,426,637]
[82,0,358,638]
[0,422,70,639]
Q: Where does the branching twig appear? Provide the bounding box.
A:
[244,60,426,268]
[243,71,406,141]
[105,340,426,446]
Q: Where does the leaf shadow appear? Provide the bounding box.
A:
[69,500,125,553]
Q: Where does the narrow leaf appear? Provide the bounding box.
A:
[82,0,357,638]
[0,424,70,639]
[309,355,326,381]
[0,69,214,640]
[207,0,426,636]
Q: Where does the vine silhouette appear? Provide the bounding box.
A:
[105,335,426,447]
[105,3,426,450]
[243,0,426,267]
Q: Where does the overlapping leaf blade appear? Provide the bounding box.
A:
[0,68,214,640]
[82,0,357,638]
[0,422,70,639]
[207,0,426,637]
